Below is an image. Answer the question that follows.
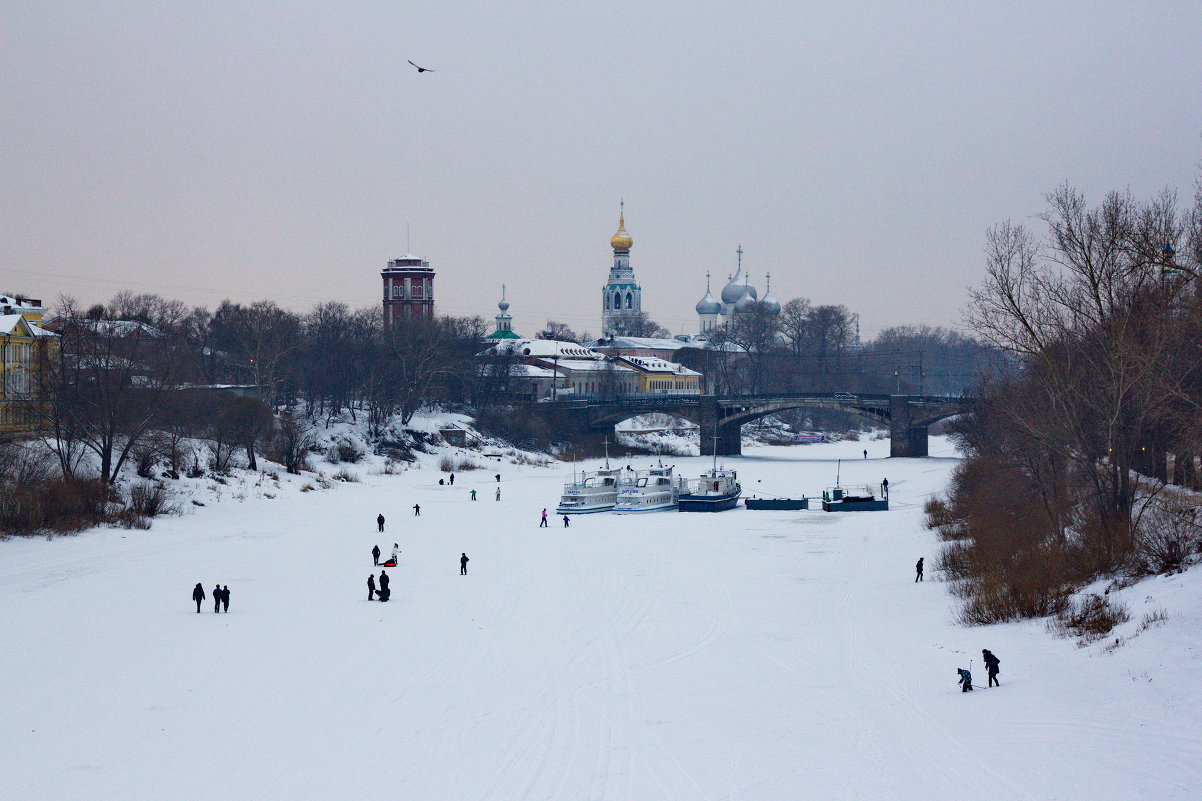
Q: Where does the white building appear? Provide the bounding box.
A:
[696,245,781,333]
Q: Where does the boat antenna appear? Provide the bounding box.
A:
[603,435,611,470]
[836,458,841,487]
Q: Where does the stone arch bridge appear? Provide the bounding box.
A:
[537,393,972,457]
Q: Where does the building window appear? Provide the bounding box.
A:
[392,286,401,299]
[413,285,423,299]
[625,292,633,309]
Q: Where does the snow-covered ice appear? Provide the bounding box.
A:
[2,436,1200,800]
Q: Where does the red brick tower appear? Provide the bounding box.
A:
[381,254,435,324]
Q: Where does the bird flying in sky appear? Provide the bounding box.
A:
[408,60,436,73]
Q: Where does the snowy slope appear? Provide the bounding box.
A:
[2,437,1200,800]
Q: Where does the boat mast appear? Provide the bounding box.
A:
[603,435,610,470]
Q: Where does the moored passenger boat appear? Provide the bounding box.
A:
[613,465,689,513]
[555,467,629,514]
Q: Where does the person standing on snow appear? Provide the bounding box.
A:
[495,487,501,501]
[192,582,205,613]
[470,489,477,501]
[563,515,570,528]
[377,513,385,533]
[495,473,501,483]
[367,573,376,601]
[460,553,469,575]
[379,570,389,595]
[882,477,889,498]
[372,544,381,565]
[982,649,1001,687]
[915,557,924,582]
[391,543,400,562]
[449,473,455,485]
[221,585,230,613]
[540,509,548,527]
[413,503,421,516]
[863,449,868,459]
[213,584,222,613]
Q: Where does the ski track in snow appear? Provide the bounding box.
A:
[2,436,1202,800]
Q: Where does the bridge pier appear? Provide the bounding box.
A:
[698,397,742,456]
[889,396,929,457]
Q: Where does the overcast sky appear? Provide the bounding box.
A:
[3,1,1200,338]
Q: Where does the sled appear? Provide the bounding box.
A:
[381,558,397,567]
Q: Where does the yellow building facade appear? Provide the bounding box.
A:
[615,355,703,395]
[0,295,57,434]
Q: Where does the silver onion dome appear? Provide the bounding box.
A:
[696,289,722,315]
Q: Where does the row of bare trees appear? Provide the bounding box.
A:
[931,182,1202,622]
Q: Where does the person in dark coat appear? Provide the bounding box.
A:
[495,473,501,482]
[863,449,867,459]
[379,570,389,593]
[221,585,230,612]
[449,473,455,485]
[460,553,469,575]
[562,515,570,528]
[372,544,381,566]
[413,503,421,516]
[192,582,205,613]
[378,585,391,601]
[367,573,376,600]
[882,477,889,498]
[213,584,222,613]
[377,513,385,533]
[915,557,924,582]
[982,649,1001,687]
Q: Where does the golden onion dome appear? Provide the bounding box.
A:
[610,207,632,252]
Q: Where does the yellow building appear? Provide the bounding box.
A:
[615,355,703,395]
[0,295,57,434]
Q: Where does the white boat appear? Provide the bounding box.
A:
[556,467,629,514]
[613,464,689,513]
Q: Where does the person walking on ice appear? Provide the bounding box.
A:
[915,557,924,582]
[470,489,477,501]
[863,449,868,459]
[213,584,222,613]
[377,513,385,533]
[563,515,570,528]
[367,573,376,600]
[540,508,548,527]
[982,649,1001,687]
[460,553,469,575]
[372,544,380,566]
[192,582,205,613]
[495,487,501,501]
[221,585,230,613]
[413,503,421,516]
[449,473,455,485]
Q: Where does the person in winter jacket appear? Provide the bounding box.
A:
[221,585,230,612]
[367,574,376,600]
[193,582,205,613]
[413,504,421,516]
[915,557,924,582]
[957,668,973,692]
[470,489,477,501]
[460,553,469,575]
[495,487,501,501]
[540,509,548,527]
[562,515,570,528]
[213,584,222,613]
[391,543,400,562]
[449,473,455,485]
[372,544,381,565]
[982,649,1001,687]
[377,513,385,533]
[379,570,389,594]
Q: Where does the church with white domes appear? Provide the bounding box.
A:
[696,245,780,333]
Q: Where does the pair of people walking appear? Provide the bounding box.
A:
[192,582,229,613]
